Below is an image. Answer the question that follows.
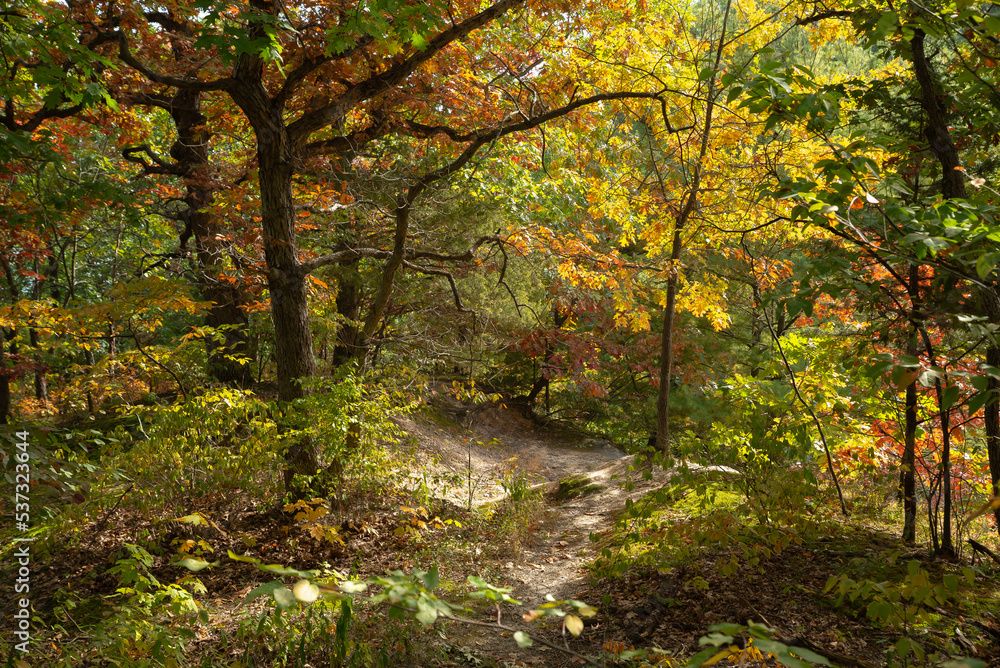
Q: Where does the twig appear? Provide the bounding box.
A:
[763,312,849,516]
[385,602,602,666]
[88,483,134,547]
[439,610,604,667]
[127,320,188,402]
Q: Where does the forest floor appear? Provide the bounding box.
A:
[398,393,895,668]
[4,390,1000,667]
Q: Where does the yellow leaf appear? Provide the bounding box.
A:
[565,614,584,636]
[702,647,738,666]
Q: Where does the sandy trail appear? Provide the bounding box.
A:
[397,398,676,666]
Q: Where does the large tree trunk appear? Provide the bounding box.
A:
[171,90,256,386]
[256,128,321,490]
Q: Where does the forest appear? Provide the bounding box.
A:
[2,0,1000,665]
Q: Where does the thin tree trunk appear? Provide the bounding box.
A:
[902,363,918,543]
[655,231,682,451]
[938,384,953,555]
[0,333,10,424]
[906,27,963,552]
[986,340,1000,535]
[653,0,731,452]
[526,308,570,410]
[902,265,920,543]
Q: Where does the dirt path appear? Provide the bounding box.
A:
[397,398,675,666]
[395,396,891,668]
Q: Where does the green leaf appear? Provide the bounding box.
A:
[513,631,533,648]
[941,384,960,409]
[943,573,959,594]
[708,622,745,635]
[415,597,438,625]
[686,647,721,667]
[243,581,285,605]
[259,563,315,578]
[977,251,999,279]
[752,639,787,654]
[967,392,994,415]
[339,580,368,593]
[292,579,320,603]
[418,566,439,591]
[272,586,295,608]
[698,632,735,647]
[746,621,780,637]
[774,652,810,668]
[940,659,987,668]
[788,646,832,665]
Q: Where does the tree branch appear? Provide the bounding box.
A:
[111,31,234,92]
[286,0,526,144]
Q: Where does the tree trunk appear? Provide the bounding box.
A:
[987,341,1000,535]
[655,234,681,452]
[330,264,362,369]
[0,334,10,424]
[982,290,1000,536]
[937,383,954,556]
[168,89,256,386]
[902,266,920,543]
[902,363,918,543]
[903,26,963,550]
[525,308,570,411]
[652,0,730,452]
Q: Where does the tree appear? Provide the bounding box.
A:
[744,0,1000,552]
[47,0,682,485]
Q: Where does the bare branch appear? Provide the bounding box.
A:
[403,261,465,310]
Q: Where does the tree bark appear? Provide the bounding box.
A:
[0,333,10,424]
[130,86,257,386]
[902,266,919,543]
[908,26,962,555]
[330,264,362,369]
[655,229,682,451]
[910,29,966,201]
[983,296,1000,537]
